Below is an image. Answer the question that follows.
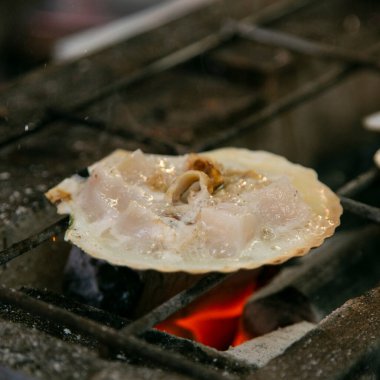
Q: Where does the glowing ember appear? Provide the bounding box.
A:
[156,272,257,350]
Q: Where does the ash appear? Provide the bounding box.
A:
[0,317,189,380]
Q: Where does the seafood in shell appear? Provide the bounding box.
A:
[46,148,342,273]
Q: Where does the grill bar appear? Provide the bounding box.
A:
[0,216,69,266]
[234,22,380,70]
[46,108,182,154]
[0,119,51,151]
[0,286,254,376]
[0,32,229,151]
[60,34,232,113]
[122,273,228,336]
[194,65,354,151]
[337,167,379,197]
[18,288,254,375]
[0,286,236,380]
[194,27,380,152]
[243,0,315,25]
[0,0,315,153]
[59,0,314,114]
[339,196,380,224]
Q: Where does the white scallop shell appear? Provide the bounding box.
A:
[374,149,380,169]
[46,148,342,273]
[363,111,380,132]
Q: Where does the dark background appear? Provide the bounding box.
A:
[0,0,167,83]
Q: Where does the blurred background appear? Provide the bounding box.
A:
[0,0,169,83]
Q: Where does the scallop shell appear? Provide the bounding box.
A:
[46,148,342,273]
[374,149,380,169]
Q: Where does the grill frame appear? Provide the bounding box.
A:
[0,0,379,379]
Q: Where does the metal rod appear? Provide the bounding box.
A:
[0,119,50,151]
[57,0,316,113]
[0,287,236,380]
[47,108,183,155]
[337,167,380,197]
[62,33,232,112]
[19,287,255,375]
[122,273,228,336]
[0,34,226,152]
[0,216,69,266]
[234,22,380,71]
[0,0,316,151]
[194,33,380,152]
[194,65,354,151]
[340,196,380,224]
[243,0,316,25]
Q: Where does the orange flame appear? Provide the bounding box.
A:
[156,272,256,350]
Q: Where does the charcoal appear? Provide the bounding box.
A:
[63,246,142,317]
[243,226,380,336]
[227,321,315,367]
[246,286,380,380]
[243,287,317,336]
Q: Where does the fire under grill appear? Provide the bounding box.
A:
[0,0,380,379]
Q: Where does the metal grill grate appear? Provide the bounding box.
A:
[0,0,379,379]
